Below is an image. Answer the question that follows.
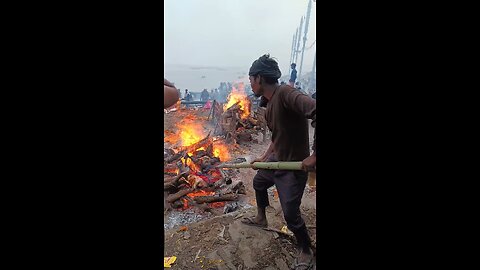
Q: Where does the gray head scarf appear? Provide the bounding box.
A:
[248,54,282,79]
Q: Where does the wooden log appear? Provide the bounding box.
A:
[171,200,184,209]
[187,175,208,189]
[225,101,241,112]
[192,149,207,159]
[164,148,175,160]
[164,163,179,172]
[163,169,189,183]
[166,188,195,203]
[164,175,177,183]
[213,170,232,189]
[205,143,214,157]
[185,197,212,213]
[193,193,238,204]
[164,176,187,190]
[165,150,186,163]
[207,100,216,121]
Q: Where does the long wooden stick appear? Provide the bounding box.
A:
[217,161,303,170]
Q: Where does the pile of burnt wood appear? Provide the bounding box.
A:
[164,132,246,213]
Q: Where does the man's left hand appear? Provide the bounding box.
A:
[302,154,316,172]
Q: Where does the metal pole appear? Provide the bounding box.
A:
[294,17,303,65]
[289,31,296,76]
[299,0,312,79]
[310,50,316,91]
[293,28,298,66]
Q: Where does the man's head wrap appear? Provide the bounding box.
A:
[248,54,282,79]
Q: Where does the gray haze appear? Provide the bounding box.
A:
[164,0,316,90]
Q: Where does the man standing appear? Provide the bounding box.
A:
[242,54,316,269]
[201,88,209,101]
[289,63,297,87]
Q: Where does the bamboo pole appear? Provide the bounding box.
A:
[217,161,303,170]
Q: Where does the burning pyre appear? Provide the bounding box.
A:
[164,82,268,215]
[164,108,244,213]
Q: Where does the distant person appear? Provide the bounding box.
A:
[164,78,179,108]
[289,63,297,87]
[184,89,189,100]
[201,89,209,101]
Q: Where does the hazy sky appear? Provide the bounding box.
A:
[164,0,316,74]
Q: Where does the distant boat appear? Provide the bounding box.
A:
[201,75,206,78]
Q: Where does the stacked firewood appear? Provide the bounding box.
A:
[214,101,267,144]
[164,133,246,213]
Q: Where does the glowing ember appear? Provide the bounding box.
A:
[186,190,215,198]
[209,202,226,208]
[223,82,251,119]
[181,198,188,209]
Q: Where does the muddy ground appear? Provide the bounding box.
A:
[164,107,317,269]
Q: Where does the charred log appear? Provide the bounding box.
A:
[165,150,186,163]
[171,200,184,209]
[164,176,187,190]
[193,193,238,204]
[166,188,195,203]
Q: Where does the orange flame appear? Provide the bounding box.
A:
[223,82,250,119]
[164,130,180,145]
[213,141,230,161]
[165,111,231,175]
[178,119,205,146]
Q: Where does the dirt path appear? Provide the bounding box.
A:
[164,191,316,269]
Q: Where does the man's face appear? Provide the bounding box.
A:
[249,75,263,97]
